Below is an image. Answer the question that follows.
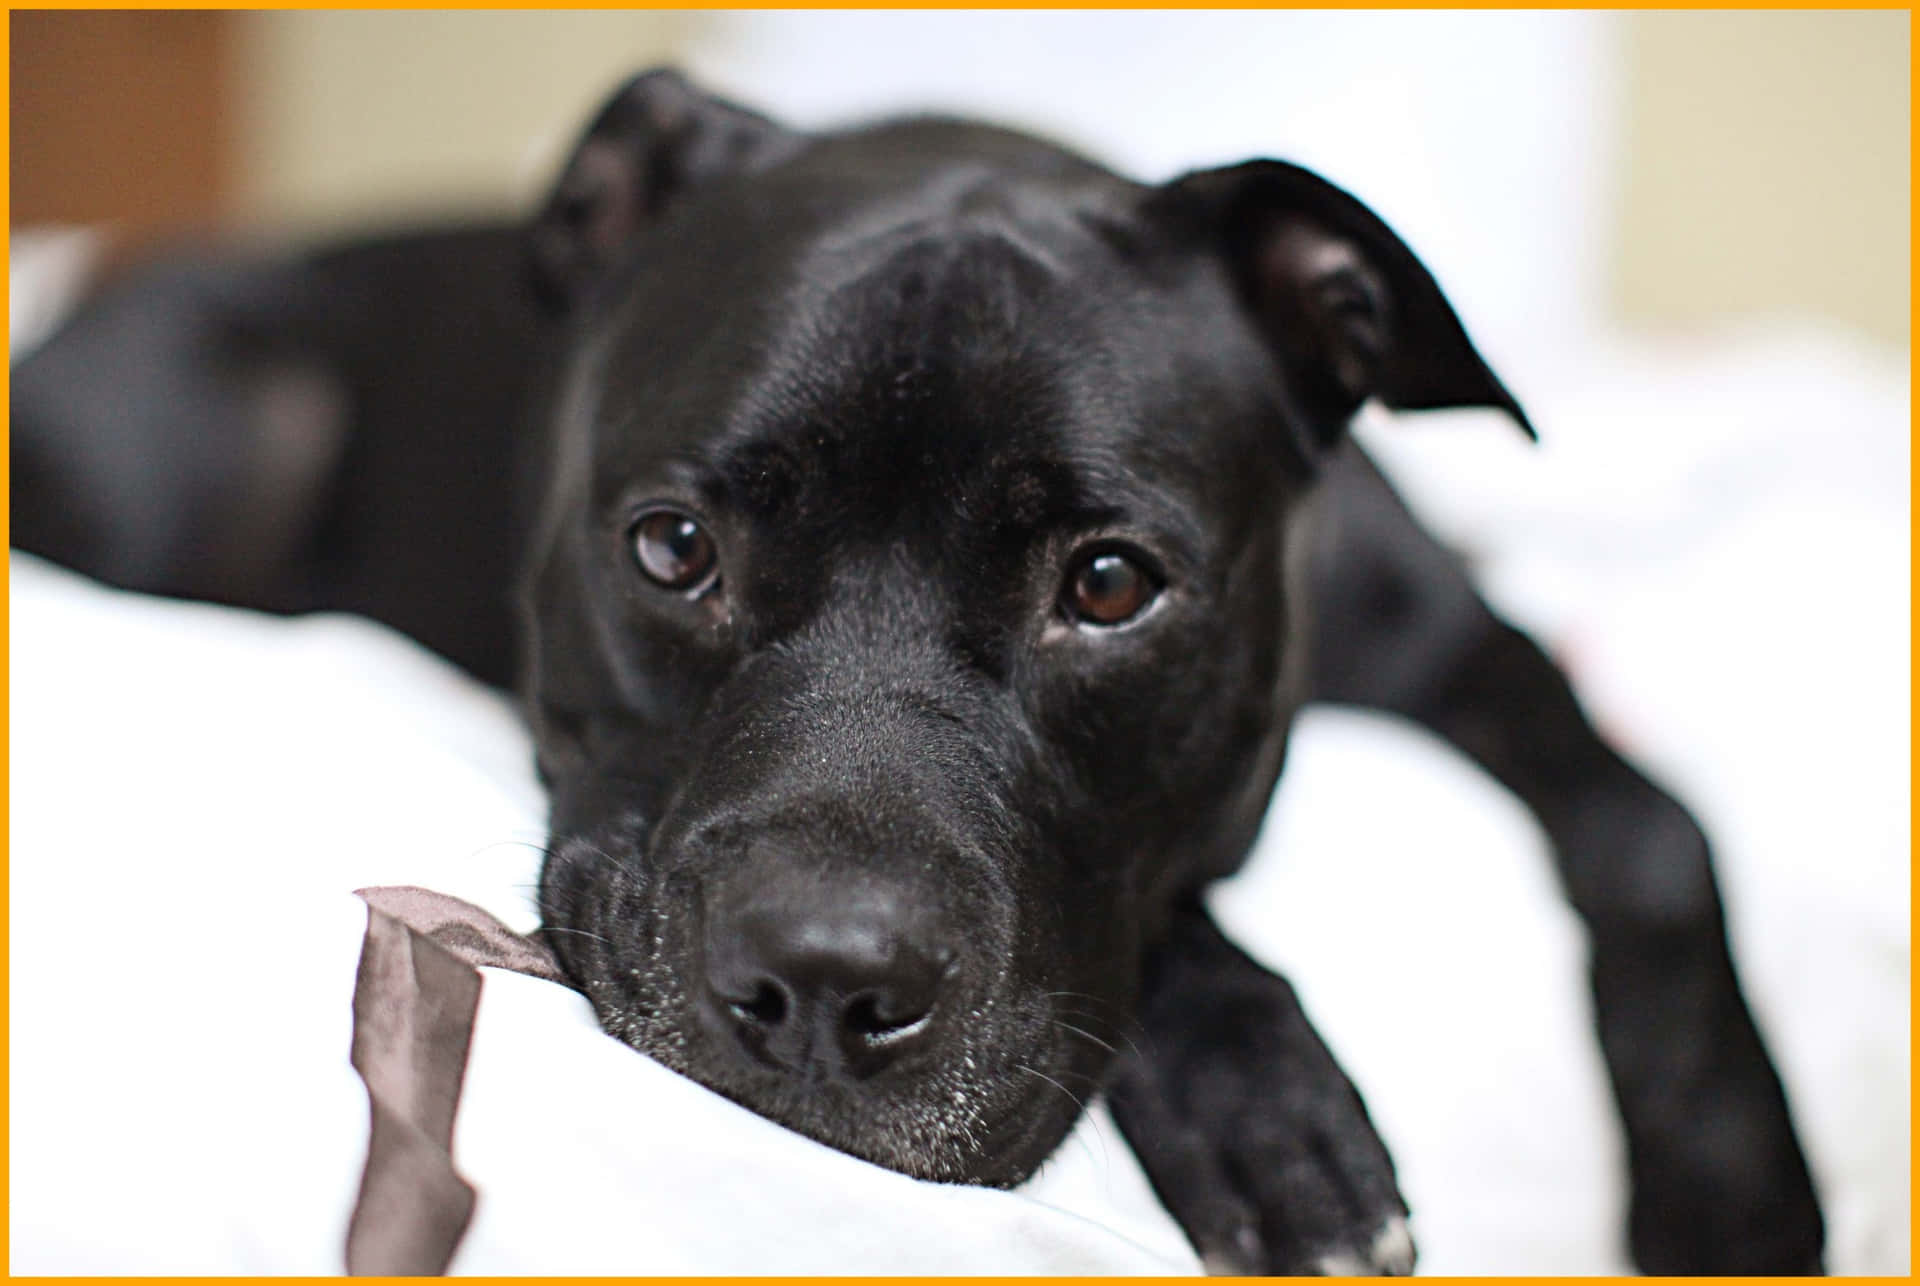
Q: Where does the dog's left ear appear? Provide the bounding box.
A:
[530,69,799,311]
[1152,160,1533,450]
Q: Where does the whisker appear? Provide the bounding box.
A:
[1051,1018,1116,1057]
[1046,1003,1146,1065]
[1017,1063,1086,1111]
[1041,991,1146,1029]
[541,926,614,946]
[464,837,554,862]
[1040,989,1131,1015]
[1017,1063,1110,1178]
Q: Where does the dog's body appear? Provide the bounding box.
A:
[11,72,1823,1274]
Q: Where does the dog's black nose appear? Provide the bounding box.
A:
[703,900,953,1080]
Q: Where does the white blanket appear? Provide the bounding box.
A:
[8,329,1908,1275]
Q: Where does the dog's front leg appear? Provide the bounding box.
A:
[1307,445,1825,1274]
[1107,901,1413,1276]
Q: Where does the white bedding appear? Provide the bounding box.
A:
[8,328,1909,1274]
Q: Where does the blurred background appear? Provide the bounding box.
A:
[9,10,1911,1273]
[10,9,1909,360]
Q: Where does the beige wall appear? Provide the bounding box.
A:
[1611,10,1910,351]
[234,11,1910,351]
[234,10,699,232]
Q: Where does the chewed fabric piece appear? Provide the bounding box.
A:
[347,887,576,1274]
[357,885,573,985]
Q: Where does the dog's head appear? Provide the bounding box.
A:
[523,71,1526,1184]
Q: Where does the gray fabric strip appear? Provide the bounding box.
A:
[346,886,574,1275]
[357,885,571,985]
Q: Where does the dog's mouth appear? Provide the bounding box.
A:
[539,834,1107,1186]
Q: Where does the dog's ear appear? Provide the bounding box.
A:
[1152,159,1533,451]
[530,69,798,310]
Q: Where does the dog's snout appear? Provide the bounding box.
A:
[703,899,954,1081]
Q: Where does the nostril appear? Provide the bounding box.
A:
[844,991,933,1040]
[727,980,788,1027]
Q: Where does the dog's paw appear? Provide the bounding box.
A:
[1311,1215,1417,1277]
[1105,909,1413,1276]
[1110,1049,1414,1276]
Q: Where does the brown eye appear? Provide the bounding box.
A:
[631,510,718,591]
[1066,550,1158,626]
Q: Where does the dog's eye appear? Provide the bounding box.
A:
[631,510,719,591]
[1065,550,1159,626]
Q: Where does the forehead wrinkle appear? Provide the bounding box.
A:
[697,225,1090,512]
[750,182,1130,404]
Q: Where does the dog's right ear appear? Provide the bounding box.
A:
[529,69,798,311]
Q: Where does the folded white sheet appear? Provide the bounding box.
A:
[8,325,1908,1275]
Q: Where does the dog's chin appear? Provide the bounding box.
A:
[589,993,1089,1187]
[706,1066,1084,1188]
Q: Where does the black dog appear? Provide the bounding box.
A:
[11,71,1824,1275]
